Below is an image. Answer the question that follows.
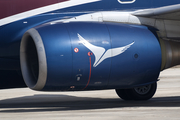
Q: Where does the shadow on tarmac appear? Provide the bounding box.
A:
[1,94,180,113]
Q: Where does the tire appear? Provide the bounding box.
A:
[131,82,157,100]
[115,82,157,101]
[115,89,133,100]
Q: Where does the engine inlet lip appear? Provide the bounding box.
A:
[20,28,47,90]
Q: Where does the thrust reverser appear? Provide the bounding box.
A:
[20,22,162,91]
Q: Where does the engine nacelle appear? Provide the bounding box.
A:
[20,22,162,91]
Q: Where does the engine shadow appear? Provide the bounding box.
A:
[1,94,180,113]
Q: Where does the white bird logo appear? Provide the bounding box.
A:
[77,34,134,67]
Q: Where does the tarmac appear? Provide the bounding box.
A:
[1,67,180,120]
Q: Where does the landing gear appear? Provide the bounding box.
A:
[115,82,157,101]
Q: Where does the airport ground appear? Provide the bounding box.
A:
[1,67,180,120]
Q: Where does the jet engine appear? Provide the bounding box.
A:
[20,22,163,92]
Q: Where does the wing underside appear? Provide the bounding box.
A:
[133,4,180,20]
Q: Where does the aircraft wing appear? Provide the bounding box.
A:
[133,4,180,20]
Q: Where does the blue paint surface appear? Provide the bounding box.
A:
[0,0,179,59]
[0,0,177,89]
[31,22,161,91]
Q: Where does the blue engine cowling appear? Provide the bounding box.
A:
[20,22,161,91]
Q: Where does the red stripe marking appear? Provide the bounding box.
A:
[0,0,69,19]
[82,57,92,90]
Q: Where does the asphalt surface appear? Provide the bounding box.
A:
[1,67,180,120]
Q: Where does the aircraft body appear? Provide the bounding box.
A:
[1,0,180,100]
